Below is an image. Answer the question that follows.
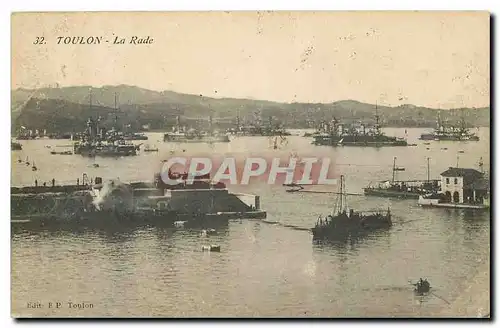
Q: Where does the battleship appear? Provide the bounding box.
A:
[419,113,479,141]
[312,108,408,147]
[73,118,140,157]
[227,113,291,137]
[311,175,392,240]
[16,128,72,140]
[363,157,440,199]
[72,93,141,157]
[163,116,230,143]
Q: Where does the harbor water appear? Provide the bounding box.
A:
[11,128,490,317]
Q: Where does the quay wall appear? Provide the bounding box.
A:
[11,192,91,217]
[166,189,251,214]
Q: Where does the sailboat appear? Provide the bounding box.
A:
[31,161,37,171]
[25,157,30,166]
[312,175,392,240]
[363,157,440,199]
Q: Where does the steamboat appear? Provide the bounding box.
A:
[312,175,392,240]
[364,157,440,199]
[312,108,407,147]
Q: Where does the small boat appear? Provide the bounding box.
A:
[174,221,187,228]
[458,150,465,153]
[17,157,22,163]
[201,228,218,237]
[50,150,73,155]
[408,143,417,147]
[394,167,405,172]
[283,182,305,192]
[11,142,22,151]
[412,278,431,295]
[424,142,431,145]
[441,147,448,150]
[144,144,159,152]
[93,163,100,168]
[202,245,221,252]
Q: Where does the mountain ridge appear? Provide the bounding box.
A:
[11,85,490,133]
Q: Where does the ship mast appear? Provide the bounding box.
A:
[375,103,381,136]
[427,157,430,183]
[392,157,397,183]
[114,92,119,130]
[236,109,241,130]
[339,175,344,213]
[209,113,213,135]
[437,110,442,132]
[334,175,348,214]
[342,176,347,213]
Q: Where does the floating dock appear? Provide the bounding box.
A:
[11,177,266,228]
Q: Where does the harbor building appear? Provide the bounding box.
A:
[418,167,490,209]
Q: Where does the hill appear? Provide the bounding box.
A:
[11,85,490,133]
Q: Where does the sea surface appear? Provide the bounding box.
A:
[11,128,490,317]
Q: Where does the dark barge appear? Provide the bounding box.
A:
[312,176,392,240]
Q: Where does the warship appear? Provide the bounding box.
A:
[312,108,407,147]
[227,113,291,137]
[73,118,140,157]
[419,113,479,141]
[163,116,230,143]
[73,93,141,157]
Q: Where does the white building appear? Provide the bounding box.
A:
[440,167,488,204]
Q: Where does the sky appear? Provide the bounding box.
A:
[11,11,490,108]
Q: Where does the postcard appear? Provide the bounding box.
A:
[11,11,490,318]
